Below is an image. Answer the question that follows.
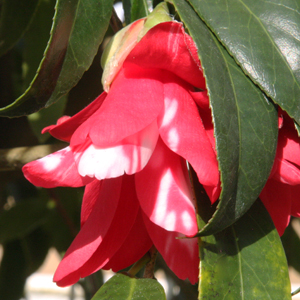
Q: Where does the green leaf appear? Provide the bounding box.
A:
[188,0,300,125]
[131,0,152,22]
[92,273,166,300]
[0,199,50,244]
[0,0,39,57]
[197,191,291,299]
[0,0,114,117]
[174,0,278,235]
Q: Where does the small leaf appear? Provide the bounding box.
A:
[188,0,300,124]
[0,199,50,244]
[0,0,114,117]
[92,273,166,300]
[174,0,278,235]
[0,0,39,57]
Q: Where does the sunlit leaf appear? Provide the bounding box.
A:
[194,179,291,300]
[174,0,278,235]
[199,200,291,299]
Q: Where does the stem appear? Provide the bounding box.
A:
[143,246,158,279]
[110,7,123,33]
[292,286,300,296]
[0,143,67,171]
[127,251,151,277]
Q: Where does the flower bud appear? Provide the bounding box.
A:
[101,2,172,92]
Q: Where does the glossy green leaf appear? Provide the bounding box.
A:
[195,183,291,300]
[92,273,166,300]
[0,0,114,117]
[0,0,39,57]
[0,199,50,243]
[174,0,278,235]
[188,0,300,124]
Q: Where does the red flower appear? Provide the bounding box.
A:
[22,22,220,286]
[260,110,300,236]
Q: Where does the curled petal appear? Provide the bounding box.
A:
[22,147,93,188]
[42,93,106,142]
[125,22,205,89]
[136,138,198,237]
[260,179,292,236]
[71,67,164,147]
[143,213,199,284]
[54,177,122,286]
[73,121,159,180]
[158,76,219,202]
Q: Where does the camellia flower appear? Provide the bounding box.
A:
[260,110,300,236]
[22,20,220,286]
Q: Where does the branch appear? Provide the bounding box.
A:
[0,143,67,171]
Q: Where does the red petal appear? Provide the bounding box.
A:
[135,138,198,237]
[71,67,164,147]
[73,121,159,180]
[54,177,122,286]
[42,93,106,142]
[103,208,153,272]
[125,22,205,89]
[22,147,93,188]
[158,76,219,201]
[143,213,199,284]
[74,175,141,279]
[260,179,292,236]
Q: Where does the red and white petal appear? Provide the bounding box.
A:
[54,177,122,287]
[73,121,159,180]
[103,208,153,272]
[158,77,219,201]
[42,93,106,142]
[260,179,292,236]
[71,67,164,147]
[143,214,199,284]
[125,22,205,89]
[135,138,198,237]
[22,147,93,188]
